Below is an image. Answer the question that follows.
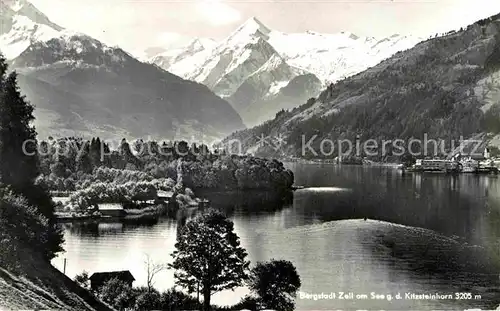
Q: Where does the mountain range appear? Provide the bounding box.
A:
[222,13,500,160]
[0,0,245,142]
[4,0,496,158]
[149,17,422,126]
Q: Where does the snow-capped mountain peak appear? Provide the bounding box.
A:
[147,37,218,72]
[339,31,360,40]
[225,16,271,45]
[2,0,63,31]
[305,30,319,35]
[236,17,270,35]
[0,0,63,59]
[148,16,423,126]
[10,31,135,70]
[186,38,204,52]
[7,0,23,11]
[184,37,217,53]
[265,29,422,82]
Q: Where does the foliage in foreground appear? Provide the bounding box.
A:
[95,277,201,311]
[0,187,49,270]
[74,270,90,289]
[0,53,63,265]
[97,278,136,310]
[248,259,302,311]
[89,210,302,311]
[170,209,251,310]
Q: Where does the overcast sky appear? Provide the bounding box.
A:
[33,0,500,54]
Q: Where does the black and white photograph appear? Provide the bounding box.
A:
[0,0,500,310]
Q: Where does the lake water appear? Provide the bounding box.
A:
[51,164,500,310]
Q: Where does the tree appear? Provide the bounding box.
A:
[134,287,161,311]
[0,71,39,188]
[76,141,92,174]
[0,56,63,261]
[0,188,49,270]
[74,270,90,289]
[231,295,261,311]
[0,54,7,80]
[169,209,250,311]
[89,137,102,167]
[144,253,166,292]
[130,183,157,202]
[248,259,301,311]
[159,288,201,310]
[97,277,135,310]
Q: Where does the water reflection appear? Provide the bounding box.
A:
[52,164,500,309]
[62,222,124,237]
[288,164,498,247]
[197,189,293,215]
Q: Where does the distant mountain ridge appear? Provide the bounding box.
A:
[266,29,421,82]
[150,38,217,70]
[149,17,422,126]
[0,0,245,141]
[221,13,500,160]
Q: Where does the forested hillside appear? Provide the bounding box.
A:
[223,13,500,161]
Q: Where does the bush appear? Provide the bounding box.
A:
[248,259,301,311]
[229,295,261,311]
[67,181,165,210]
[159,288,201,310]
[74,271,90,289]
[185,187,195,198]
[97,278,136,310]
[0,187,51,270]
[134,287,161,311]
[176,193,196,207]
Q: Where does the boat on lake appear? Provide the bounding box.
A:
[403,158,499,175]
[460,158,479,173]
[406,159,461,173]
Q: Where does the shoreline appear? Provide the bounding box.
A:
[282,158,401,167]
[55,187,295,223]
[55,204,169,223]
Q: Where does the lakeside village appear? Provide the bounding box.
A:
[52,188,209,222]
[400,147,500,174]
[282,141,500,174]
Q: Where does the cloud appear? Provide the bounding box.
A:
[424,0,500,36]
[156,32,183,44]
[196,0,242,26]
[153,32,192,49]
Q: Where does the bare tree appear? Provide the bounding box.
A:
[144,254,167,292]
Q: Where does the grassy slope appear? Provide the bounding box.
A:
[0,250,114,311]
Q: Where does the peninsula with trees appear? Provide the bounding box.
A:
[34,136,295,221]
